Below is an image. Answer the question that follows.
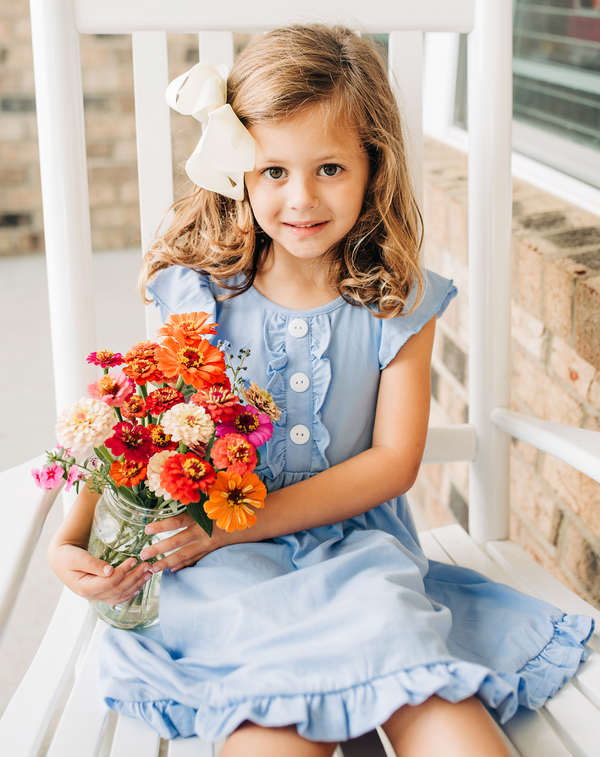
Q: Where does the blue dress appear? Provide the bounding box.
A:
[99,265,593,742]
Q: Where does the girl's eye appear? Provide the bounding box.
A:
[319,164,342,177]
[264,167,285,180]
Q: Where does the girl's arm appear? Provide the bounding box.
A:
[47,486,153,603]
[143,315,436,571]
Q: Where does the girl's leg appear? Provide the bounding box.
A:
[220,723,337,757]
[382,695,512,757]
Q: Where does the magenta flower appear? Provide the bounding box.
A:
[31,467,44,488]
[65,465,85,492]
[87,350,124,368]
[87,371,134,407]
[216,405,273,447]
[40,463,65,489]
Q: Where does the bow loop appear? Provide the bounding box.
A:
[165,61,255,201]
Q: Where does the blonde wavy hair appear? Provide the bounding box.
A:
[140,24,424,318]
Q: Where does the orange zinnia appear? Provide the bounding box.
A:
[155,334,226,390]
[122,341,164,385]
[109,460,147,487]
[157,312,218,344]
[205,471,267,532]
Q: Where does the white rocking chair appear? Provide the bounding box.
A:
[2,1,600,755]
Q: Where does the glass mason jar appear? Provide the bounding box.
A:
[87,488,184,630]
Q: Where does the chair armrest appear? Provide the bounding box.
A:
[0,456,62,641]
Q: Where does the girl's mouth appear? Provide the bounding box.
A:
[283,221,329,237]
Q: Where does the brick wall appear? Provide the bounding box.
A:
[412,136,600,609]
[0,0,243,255]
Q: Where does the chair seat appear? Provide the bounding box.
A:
[2,522,599,757]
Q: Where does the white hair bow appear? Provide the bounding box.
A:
[166,61,255,201]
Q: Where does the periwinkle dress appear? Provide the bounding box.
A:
[99,265,593,742]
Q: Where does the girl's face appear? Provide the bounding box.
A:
[245,108,369,267]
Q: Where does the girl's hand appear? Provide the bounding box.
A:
[49,542,153,605]
[140,511,224,573]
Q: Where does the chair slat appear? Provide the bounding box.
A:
[429,525,531,593]
[46,621,110,757]
[0,457,61,640]
[500,707,573,757]
[168,735,214,756]
[388,31,424,209]
[199,32,234,72]
[131,31,175,340]
[486,539,600,644]
[543,685,600,757]
[109,715,161,757]
[74,0,475,34]
[0,590,94,757]
[418,530,454,564]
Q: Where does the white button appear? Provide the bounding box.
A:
[288,318,308,338]
[290,424,310,445]
[290,372,309,393]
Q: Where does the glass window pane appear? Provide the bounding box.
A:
[513,0,600,151]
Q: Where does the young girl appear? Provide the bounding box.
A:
[48,24,592,757]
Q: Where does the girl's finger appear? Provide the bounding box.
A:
[94,571,153,604]
[145,511,195,535]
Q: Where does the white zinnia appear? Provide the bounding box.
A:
[55,397,118,453]
[161,402,215,446]
[147,451,177,499]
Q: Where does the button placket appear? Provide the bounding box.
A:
[285,316,312,466]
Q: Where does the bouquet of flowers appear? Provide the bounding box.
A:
[33,311,280,627]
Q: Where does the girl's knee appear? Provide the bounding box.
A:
[221,722,337,757]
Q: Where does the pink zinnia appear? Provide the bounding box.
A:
[87,372,134,407]
[216,405,273,447]
[40,463,65,489]
[87,350,124,368]
[31,467,44,488]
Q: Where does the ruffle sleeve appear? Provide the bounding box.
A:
[379,270,458,369]
[147,266,216,323]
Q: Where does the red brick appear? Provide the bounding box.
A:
[549,334,596,400]
[524,531,579,595]
[541,454,581,514]
[589,376,600,412]
[575,276,600,370]
[563,526,600,605]
[544,258,575,342]
[509,510,523,544]
[517,240,543,318]
[513,350,584,426]
[510,455,562,544]
[512,302,547,361]
[511,439,537,466]
[578,476,600,543]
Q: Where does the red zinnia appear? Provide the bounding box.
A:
[145,387,185,416]
[109,460,147,487]
[211,433,257,475]
[160,453,216,505]
[105,422,153,463]
[190,384,241,422]
[122,394,147,419]
[147,423,178,453]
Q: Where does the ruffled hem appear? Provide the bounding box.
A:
[105,614,593,742]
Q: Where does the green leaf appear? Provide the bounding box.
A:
[186,501,213,537]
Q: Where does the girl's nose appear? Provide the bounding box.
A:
[287,176,319,211]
